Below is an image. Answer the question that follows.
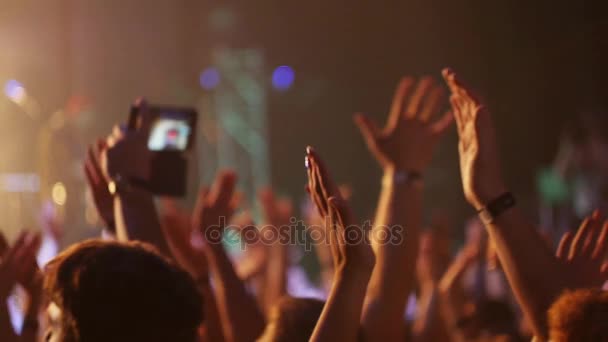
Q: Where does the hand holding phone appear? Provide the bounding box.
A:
[103,98,198,197]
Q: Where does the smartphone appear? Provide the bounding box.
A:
[128,104,198,197]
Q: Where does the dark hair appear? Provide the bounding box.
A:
[262,296,325,342]
[549,288,608,342]
[457,299,520,339]
[44,239,203,342]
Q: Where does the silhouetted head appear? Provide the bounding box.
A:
[43,239,202,342]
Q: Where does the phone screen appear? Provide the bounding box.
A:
[147,116,192,151]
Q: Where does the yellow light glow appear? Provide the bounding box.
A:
[52,182,67,206]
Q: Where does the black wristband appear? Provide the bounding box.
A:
[477,192,516,224]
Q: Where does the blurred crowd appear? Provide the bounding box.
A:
[1,69,607,342]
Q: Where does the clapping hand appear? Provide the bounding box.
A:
[306,147,375,273]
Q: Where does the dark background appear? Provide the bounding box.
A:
[1,0,607,238]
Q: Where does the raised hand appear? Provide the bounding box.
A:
[306,147,374,342]
[84,139,114,230]
[556,212,608,289]
[0,231,42,342]
[159,199,209,280]
[101,98,153,182]
[442,68,506,209]
[0,232,41,300]
[306,146,375,275]
[354,76,452,172]
[193,170,240,245]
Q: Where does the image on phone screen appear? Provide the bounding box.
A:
[147,117,191,151]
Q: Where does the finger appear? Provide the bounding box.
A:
[431,110,454,136]
[308,153,328,218]
[4,231,29,263]
[570,216,596,259]
[111,124,125,141]
[387,77,415,130]
[442,68,481,104]
[556,231,574,259]
[450,95,464,134]
[132,97,153,133]
[310,157,328,217]
[326,199,343,265]
[328,195,352,229]
[419,86,446,122]
[106,134,117,148]
[442,68,459,94]
[84,162,99,190]
[592,221,608,260]
[10,232,37,266]
[582,212,603,258]
[405,76,434,119]
[313,161,331,209]
[307,147,338,198]
[87,144,105,180]
[354,113,380,147]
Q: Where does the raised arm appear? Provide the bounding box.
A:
[98,102,171,255]
[159,199,224,342]
[412,230,451,342]
[0,232,42,342]
[258,189,293,314]
[306,148,375,342]
[355,76,452,341]
[437,245,479,342]
[84,139,115,234]
[442,68,608,340]
[195,171,266,342]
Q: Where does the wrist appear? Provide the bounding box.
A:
[382,168,423,188]
[476,192,516,225]
[468,186,507,210]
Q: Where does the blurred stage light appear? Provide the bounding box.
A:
[272,66,295,91]
[4,79,27,104]
[200,67,221,90]
[52,182,67,206]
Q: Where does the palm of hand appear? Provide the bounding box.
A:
[160,201,209,278]
[444,69,505,208]
[193,171,238,245]
[376,119,443,172]
[355,77,452,172]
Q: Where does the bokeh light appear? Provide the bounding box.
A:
[272,66,295,91]
[52,182,67,206]
[200,67,221,90]
[4,79,27,104]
